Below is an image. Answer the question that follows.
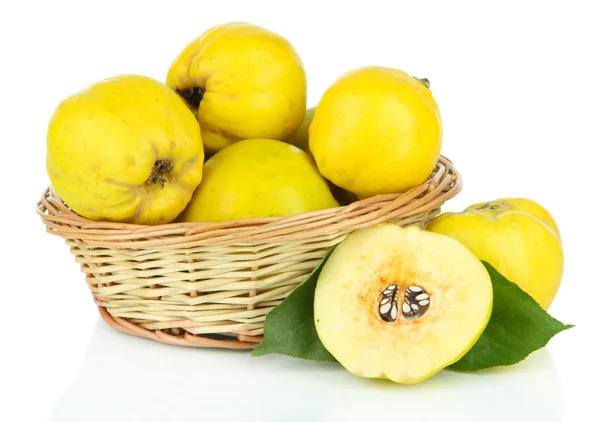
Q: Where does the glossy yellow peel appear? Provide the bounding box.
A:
[309,66,442,199]
[46,74,204,225]
[426,198,563,310]
[178,138,339,222]
[286,107,315,153]
[167,22,307,153]
[469,197,561,239]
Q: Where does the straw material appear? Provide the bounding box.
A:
[37,156,462,349]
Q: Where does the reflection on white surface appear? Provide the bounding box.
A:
[51,320,563,422]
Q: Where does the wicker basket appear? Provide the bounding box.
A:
[37,155,461,349]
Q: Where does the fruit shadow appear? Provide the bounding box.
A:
[50,320,563,422]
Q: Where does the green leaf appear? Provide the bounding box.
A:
[450,261,574,371]
[253,254,573,371]
[251,247,337,361]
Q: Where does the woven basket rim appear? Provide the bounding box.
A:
[37,155,462,248]
[37,155,462,348]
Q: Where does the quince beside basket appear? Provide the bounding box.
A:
[36,156,461,349]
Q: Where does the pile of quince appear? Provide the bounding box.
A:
[46,22,565,383]
[46,22,442,225]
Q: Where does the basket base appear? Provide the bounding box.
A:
[98,307,261,350]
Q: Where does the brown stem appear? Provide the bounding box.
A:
[146,160,173,187]
[413,77,431,90]
[176,87,204,108]
[476,203,501,211]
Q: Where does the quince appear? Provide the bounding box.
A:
[166,22,307,153]
[46,75,204,225]
[309,66,442,199]
[426,198,563,309]
[286,107,315,153]
[314,224,493,384]
[178,139,339,222]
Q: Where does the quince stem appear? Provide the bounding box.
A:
[413,77,431,91]
[176,87,204,109]
[146,160,173,188]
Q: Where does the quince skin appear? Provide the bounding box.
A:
[46,75,204,225]
[178,138,339,222]
[309,66,442,199]
[426,198,563,309]
[167,22,307,153]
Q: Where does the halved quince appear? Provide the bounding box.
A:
[314,224,493,384]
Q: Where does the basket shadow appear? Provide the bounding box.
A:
[50,319,564,422]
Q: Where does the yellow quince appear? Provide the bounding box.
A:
[166,22,307,153]
[286,107,315,154]
[309,66,442,199]
[426,198,563,309]
[46,74,204,225]
[178,138,339,222]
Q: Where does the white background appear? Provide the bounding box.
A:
[1,1,598,420]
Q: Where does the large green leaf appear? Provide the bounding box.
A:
[449,261,574,371]
[253,253,573,373]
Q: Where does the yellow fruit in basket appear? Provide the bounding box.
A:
[309,66,442,199]
[286,107,315,153]
[426,198,563,309]
[314,224,493,384]
[166,22,307,153]
[178,138,339,222]
[46,74,204,225]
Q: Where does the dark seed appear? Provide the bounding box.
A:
[402,285,430,319]
[379,284,399,322]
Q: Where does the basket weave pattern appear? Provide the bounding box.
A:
[37,156,461,349]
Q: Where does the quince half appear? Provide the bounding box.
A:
[426,198,563,309]
[166,22,307,153]
[46,75,204,225]
[314,224,492,384]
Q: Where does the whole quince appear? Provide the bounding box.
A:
[426,198,563,309]
[46,75,204,225]
[286,107,315,154]
[309,66,442,199]
[166,22,307,153]
[178,138,339,222]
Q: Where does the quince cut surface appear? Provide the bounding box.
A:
[314,224,493,384]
